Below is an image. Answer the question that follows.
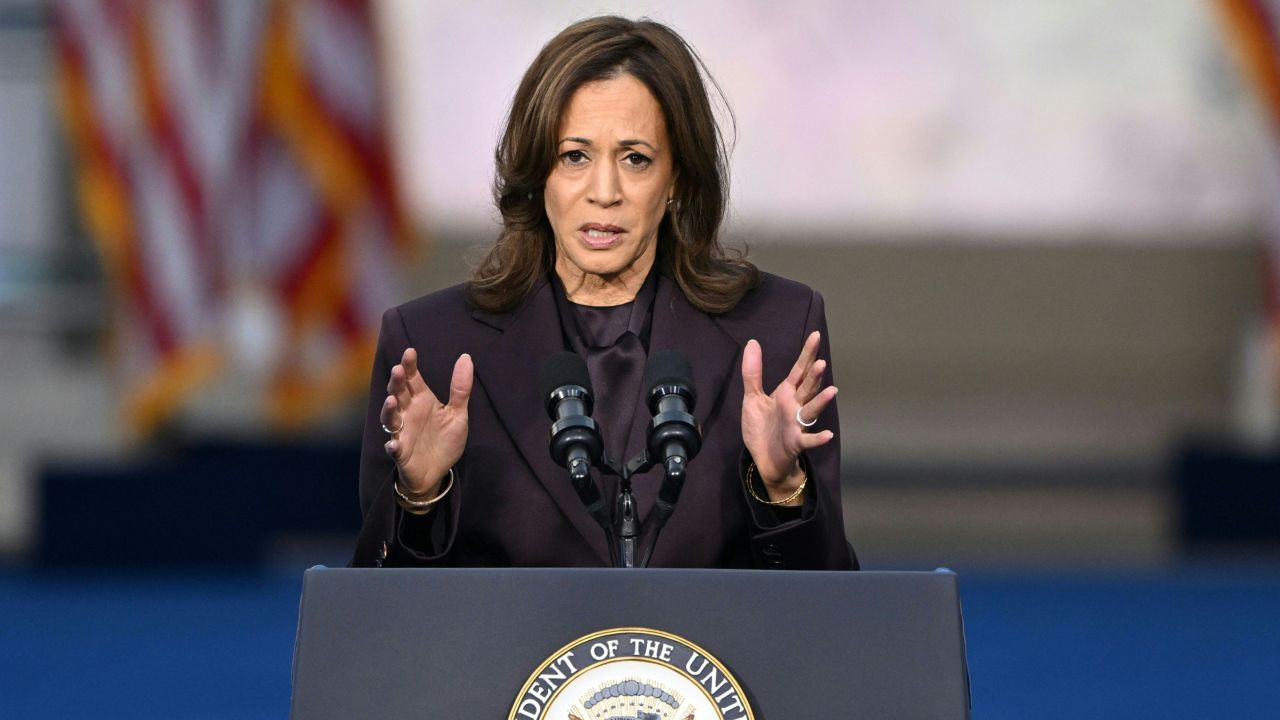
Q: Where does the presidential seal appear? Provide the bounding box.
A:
[508,627,754,720]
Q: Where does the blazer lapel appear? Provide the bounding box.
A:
[470,282,612,563]
[624,273,742,516]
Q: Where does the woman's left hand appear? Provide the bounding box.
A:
[740,331,838,504]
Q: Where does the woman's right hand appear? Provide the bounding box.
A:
[380,348,474,499]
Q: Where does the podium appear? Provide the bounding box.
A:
[290,568,970,719]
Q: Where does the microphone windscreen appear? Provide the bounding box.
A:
[644,350,695,395]
[540,351,593,400]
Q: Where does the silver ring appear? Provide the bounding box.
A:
[381,419,403,435]
[795,407,817,428]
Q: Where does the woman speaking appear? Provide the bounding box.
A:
[351,16,857,570]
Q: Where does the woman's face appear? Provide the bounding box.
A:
[544,73,676,302]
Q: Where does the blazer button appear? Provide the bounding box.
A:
[762,544,783,558]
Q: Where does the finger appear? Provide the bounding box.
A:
[380,395,400,430]
[386,362,405,396]
[797,385,837,425]
[384,438,401,461]
[796,429,835,451]
[741,339,764,398]
[796,358,827,405]
[387,364,413,407]
[784,331,822,386]
[401,348,428,396]
[446,353,474,411]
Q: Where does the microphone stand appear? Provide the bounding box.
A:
[617,477,639,568]
[566,452,650,568]
[591,454,624,568]
[560,440,691,569]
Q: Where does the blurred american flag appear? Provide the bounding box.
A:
[1216,0,1280,407]
[52,0,407,435]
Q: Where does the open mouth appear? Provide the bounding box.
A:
[579,224,625,249]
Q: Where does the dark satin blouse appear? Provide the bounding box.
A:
[552,266,658,469]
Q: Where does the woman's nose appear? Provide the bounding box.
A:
[587,162,622,207]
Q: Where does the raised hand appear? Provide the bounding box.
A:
[380,348,473,500]
[739,331,837,504]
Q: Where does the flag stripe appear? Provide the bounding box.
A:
[134,8,219,297]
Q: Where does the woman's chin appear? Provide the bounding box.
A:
[560,253,638,279]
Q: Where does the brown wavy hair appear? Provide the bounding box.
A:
[465,15,759,314]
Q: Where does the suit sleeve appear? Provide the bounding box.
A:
[740,289,859,570]
[349,307,462,567]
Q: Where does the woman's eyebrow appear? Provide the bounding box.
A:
[558,137,656,151]
[618,139,656,151]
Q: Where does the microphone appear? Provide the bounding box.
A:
[540,352,618,567]
[540,352,603,486]
[643,350,702,504]
[636,350,702,567]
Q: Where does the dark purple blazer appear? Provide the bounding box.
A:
[350,271,857,570]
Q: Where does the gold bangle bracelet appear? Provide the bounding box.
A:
[394,468,455,515]
[745,462,807,506]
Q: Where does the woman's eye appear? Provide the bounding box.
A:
[561,150,588,166]
[623,152,652,168]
